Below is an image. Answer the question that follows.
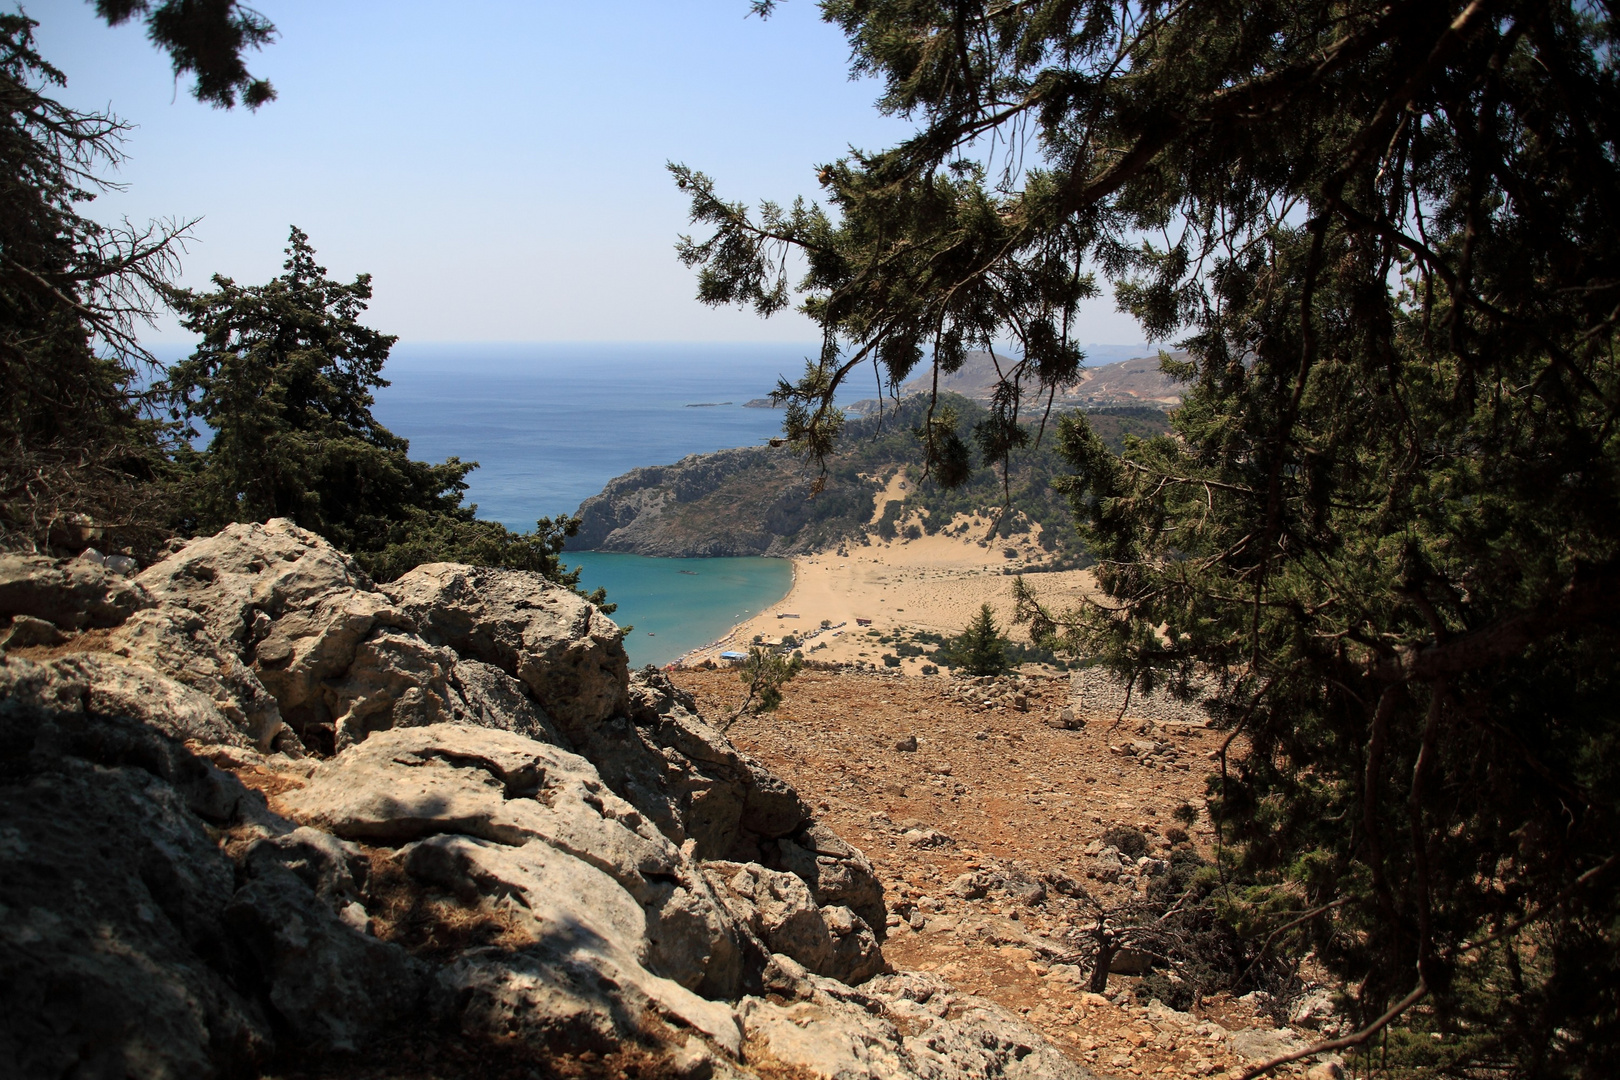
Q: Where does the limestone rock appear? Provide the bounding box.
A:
[225,857,426,1053]
[108,605,284,749]
[0,552,154,630]
[739,970,1086,1079]
[0,614,65,648]
[0,701,273,1078]
[771,822,887,933]
[707,862,884,985]
[1,652,253,752]
[280,724,746,998]
[134,519,414,745]
[579,669,810,861]
[436,944,742,1061]
[382,562,629,736]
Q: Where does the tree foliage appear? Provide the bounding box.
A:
[0,13,188,552]
[90,0,277,108]
[725,645,804,726]
[687,2,1620,1073]
[165,228,610,603]
[937,602,1010,676]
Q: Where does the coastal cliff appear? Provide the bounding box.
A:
[568,395,1175,560]
[570,444,879,557]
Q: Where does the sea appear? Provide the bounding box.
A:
[172,339,1144,669]
[370,342,837,668]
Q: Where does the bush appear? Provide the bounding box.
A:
[1102,826,1149,859]
[881,653,901,667]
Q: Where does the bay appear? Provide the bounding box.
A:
[570,551,793,669]
[373,341,836,530]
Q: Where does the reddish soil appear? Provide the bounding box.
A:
[673,667,1322,1079]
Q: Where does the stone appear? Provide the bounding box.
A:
[902,827,954,848]
[894,734,918,751]
[0,702,274,1078]
[224,858,427,1053]
[0,614,65,648]
[1288,987,1341,1030]
[771,823,886,932]
[0,552,154,630]
[1003,874,1047,906]
[738,970,1084,1079]
[109,605,284,749]
[1227,1026,1310,1063]
[947,871,991,900]
[1,652,254,751]
[706,862,884,985]
[436,944,742,1060]
[382,562,629,737]
[134,519,412,744]
[280,724,746,998]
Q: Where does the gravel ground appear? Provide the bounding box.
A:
[673,666,1343,1080]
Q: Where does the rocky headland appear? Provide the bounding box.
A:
[0,520,1084,1079]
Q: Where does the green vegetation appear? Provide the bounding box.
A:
[935,603,1011,677]
[683,2,1620,1073]
[0,14,188,553]
[724,645,803,727]
[161,228,609,602]
[816,394,1167,561]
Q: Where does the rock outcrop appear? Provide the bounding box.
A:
[0,520,1088,1079]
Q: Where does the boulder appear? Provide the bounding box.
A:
[224,856,426,1053]
[707,862,884,985]
[0,693,274,1078]
[771,822,887,933]
[279,724,746,998]
[134,519,376,648]
[108,605,284,749]
[0,552,154,630]
[574,669,810,862]
[1,652,253,752]
[738,971,1085,1079]
[382,562,629,737]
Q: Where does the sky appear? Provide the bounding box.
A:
[29,0,1146,346]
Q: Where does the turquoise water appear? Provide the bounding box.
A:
[568,551,793,668]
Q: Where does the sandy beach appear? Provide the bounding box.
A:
[679,474,1100,671]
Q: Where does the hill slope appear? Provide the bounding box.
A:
[568,396,1172,559]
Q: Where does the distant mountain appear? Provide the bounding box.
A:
[899,349,1189,410]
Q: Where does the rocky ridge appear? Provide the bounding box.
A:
[0,521,1088,1079]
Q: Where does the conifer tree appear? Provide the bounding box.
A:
[683,2,1620,1071]
[166,228,610,603]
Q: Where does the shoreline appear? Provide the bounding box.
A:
[672,512,1099,674]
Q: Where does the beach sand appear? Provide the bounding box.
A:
[680,474,1100,671]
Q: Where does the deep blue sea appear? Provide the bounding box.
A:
[370,342,834,667]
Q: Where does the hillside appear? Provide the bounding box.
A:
[899,350,1190,410]
[567,396,1173,559]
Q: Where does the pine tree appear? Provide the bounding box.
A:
[165,228,609,604]
[0,13,189,552]
[683,3,1620,1071]
[942,603,1009,677]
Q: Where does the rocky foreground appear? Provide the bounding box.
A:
[0,521,1083,1079]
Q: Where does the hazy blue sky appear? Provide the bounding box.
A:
[30,1,1145,345]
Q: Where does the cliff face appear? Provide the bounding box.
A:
[570,446,879,558]
[0,522,1084,1080]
